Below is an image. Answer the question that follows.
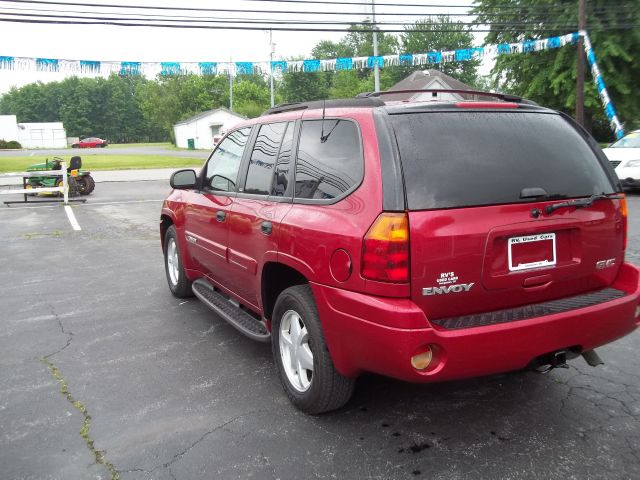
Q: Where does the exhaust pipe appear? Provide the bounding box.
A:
[531,348,604,374]
[532,350,569,374]
[581,349,604,367]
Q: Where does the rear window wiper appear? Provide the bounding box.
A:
[544,193,624,215]
[520,187,567,200]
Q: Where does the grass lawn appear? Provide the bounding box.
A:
[109,142,209,152]
[0,155,203,173]
[108,142,173,149]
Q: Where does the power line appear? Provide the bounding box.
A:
[0,11,597,28]
[0,9,631,30]
[236,0,637,10]
[0,16,635,32]
[0,0,634,17]
[0,3,628,20]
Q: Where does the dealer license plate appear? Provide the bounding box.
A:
[508,233,556,272]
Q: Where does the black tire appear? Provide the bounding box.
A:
[75,177,88,195]
[272,284,354,414]
[72,144,78,148]
[78,175,95,195]
[164,225,193,298]
[67,176,80,197]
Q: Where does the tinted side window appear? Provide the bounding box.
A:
[295,119,362,200]
[245,122,287,195]
[271,122,294,197]
[204,127,251,192]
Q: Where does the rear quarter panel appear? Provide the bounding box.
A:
[278,109,391,293]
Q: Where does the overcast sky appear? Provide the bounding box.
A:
[0,0,481,93]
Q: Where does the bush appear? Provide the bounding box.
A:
[0,139,22,149]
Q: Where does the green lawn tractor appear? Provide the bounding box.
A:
[25,156,95,196]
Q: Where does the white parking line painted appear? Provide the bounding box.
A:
[64,205,82,231]
[0,204,60,210]
[83,199,164,206]
[0,199,164,211]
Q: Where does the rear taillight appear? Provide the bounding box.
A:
[362,212,409,283]
[621,195,628,250]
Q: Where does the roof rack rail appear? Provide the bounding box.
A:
[357,88,538,105]
[262,102,309,115]
[262,97,386,116]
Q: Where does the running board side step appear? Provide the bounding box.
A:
[192,279,270,343]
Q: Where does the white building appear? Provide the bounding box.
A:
[0,115,67,148]
[0,115,18,143]
[173,108,246,150]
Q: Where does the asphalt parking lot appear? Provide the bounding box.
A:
[1,182,639,480]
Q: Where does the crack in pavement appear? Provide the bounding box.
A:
[550,362,640,474]
[41,305,120,480]
[42,306,73,360]
[122,410,268,476]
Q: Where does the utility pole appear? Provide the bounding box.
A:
[269,30,275,107]
[576,0,586,126]
[229,57,233,112]
[371,0,380,93]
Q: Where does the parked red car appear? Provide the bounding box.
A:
[161,90,640,414]
[72,137,108,148]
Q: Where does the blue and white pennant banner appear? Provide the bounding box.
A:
[0,31,624,137]
[580,31,624,139]
[0,32,579,76]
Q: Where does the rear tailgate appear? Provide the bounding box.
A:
[408,200,624,320]
[389,109,624,321]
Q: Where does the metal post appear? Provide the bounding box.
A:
[229,57,234,112]
[576,0,586,126]
[269,30,275,108]
[372,0,380,93]
[62,161,68,205]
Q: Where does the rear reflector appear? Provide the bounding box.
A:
[411,345,433,370]
[362,212,409,283]
[456,102,519,109]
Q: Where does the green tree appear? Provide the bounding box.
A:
[397,16,481,87]
[0,75,164,141]
[473,0,640,139]
[279,53,331,104]
[279,23,400,103]
[339,22,399,58]
[137,73,232,140]
[329,71,372,99]
[233,79,271,117]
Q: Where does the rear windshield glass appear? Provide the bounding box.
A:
[390,112,615,210]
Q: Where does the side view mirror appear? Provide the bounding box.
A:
[170,169,197,189]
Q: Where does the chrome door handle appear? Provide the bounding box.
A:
[216,211,226,222]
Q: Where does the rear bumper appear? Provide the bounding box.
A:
[312,262,640,382]
[615,167,640,188]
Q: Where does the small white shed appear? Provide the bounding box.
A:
[0,115,67,148]
[0,115,19,142]
[173,108,247,150]
[18,122,67,148]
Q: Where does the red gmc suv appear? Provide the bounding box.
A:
[161,90,640,414]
